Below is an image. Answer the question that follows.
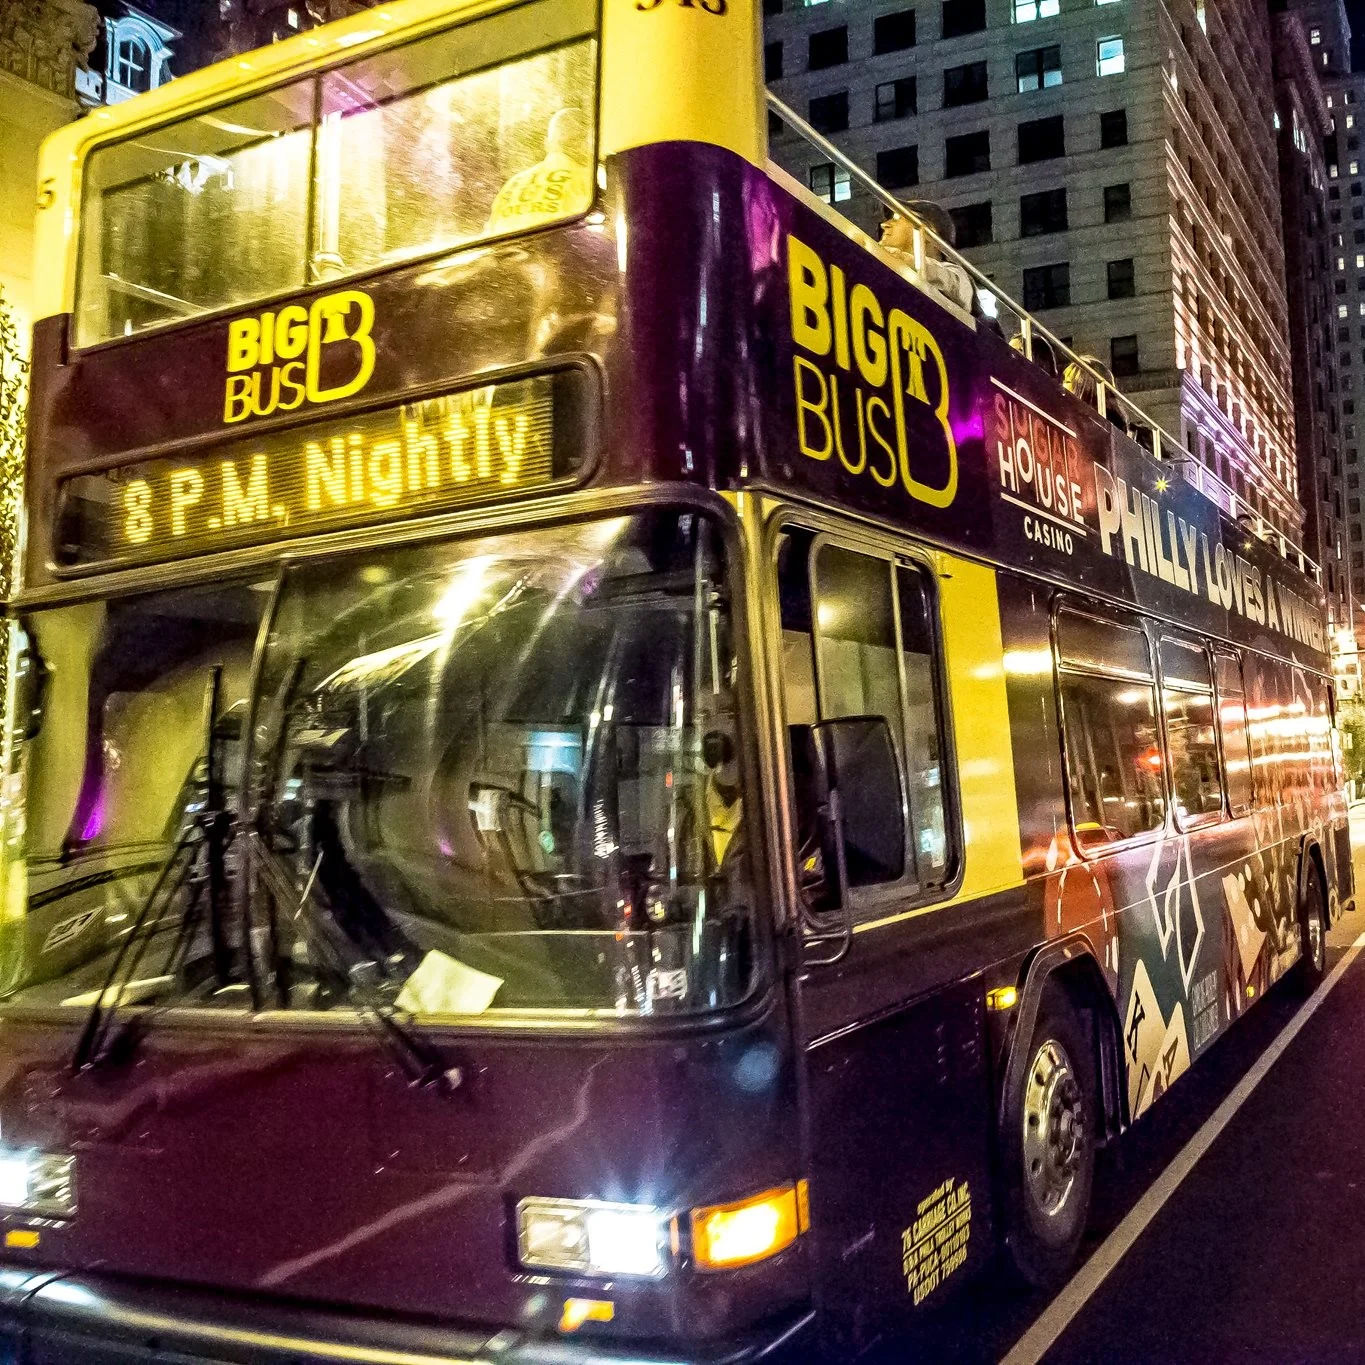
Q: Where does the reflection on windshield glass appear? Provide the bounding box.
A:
[0,585,266,1007]
[0,512,755,1021]
[253,510,753,1015]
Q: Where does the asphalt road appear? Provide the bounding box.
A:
[875,810,1365,1365]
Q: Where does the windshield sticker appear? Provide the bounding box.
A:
[394,950,503,1016]
[646,967,688,1003]
[902,1176,972,1306]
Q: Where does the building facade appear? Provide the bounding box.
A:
[767,0,1307,556]
[1313,4,1365,692]
[1272,1,1353,647]
[0,0,99,340]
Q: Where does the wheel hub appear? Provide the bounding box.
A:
[1308,909,1324,970]
[1022,1039,1085,1218]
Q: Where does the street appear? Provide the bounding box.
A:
[879,807,1365,1365]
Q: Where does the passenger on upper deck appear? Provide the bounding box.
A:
[878,207,975,315]
[487,107,593,234]
[1063,354,1129,434]
[1009,331,1060,378]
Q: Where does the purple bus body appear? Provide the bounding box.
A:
[4,141,1346,1362]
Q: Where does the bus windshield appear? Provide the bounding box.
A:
[74,0,597,347]
[3,511,756,1019]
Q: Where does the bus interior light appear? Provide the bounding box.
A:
[517,1198,671,1279]
[690,1182,808,1271]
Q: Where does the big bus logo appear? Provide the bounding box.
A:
[223,289,377,425]
[785,234,957,509]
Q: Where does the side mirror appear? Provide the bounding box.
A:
[790,715,906,922]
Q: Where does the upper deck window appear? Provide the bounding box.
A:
[75,0,597,349]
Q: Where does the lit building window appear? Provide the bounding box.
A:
[1332,164,1340,178]
[1196,0,1205,30]
[1352,160,1361,174]
[809,162,851,203]
[1350,114,1358,129]
[1016,45,1063,91]
[112,33,147,89]
[102,10,177,104]
[1339,257,1347,270]
[287,7,300,26]
[1311,26,1322,44]
[1097,37,1125,76]
[1340,304,1349,317]
[1356,253,1364,267]
[1014,0,1060,20]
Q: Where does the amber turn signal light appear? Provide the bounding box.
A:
[690,1181,809,1271]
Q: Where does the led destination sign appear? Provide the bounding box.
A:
[56,371,588,569]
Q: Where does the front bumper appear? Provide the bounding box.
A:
[0,1266,815,1365]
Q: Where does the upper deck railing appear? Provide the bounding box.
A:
[765,93,1323,588]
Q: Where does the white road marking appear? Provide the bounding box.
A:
[1000,931,1365,1365]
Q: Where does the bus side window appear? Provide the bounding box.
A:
[1159,636,1223,828]
[1245,656,1295,806]
[1213,650,1253,816]
[811,544,903,733]
[776,531,818,727]
[1321,678,1343,789]
[896,566,950,882]
[775,531,954,895]
[1055,607,1166,851]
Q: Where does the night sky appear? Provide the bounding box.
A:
[1351,0,1365,69]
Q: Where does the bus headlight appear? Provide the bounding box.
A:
[516,1198,671,1279]
[0,1150,75,1220]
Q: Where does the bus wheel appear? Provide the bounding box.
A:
[1296,859,1328,989]
[1003,987,1095,1287]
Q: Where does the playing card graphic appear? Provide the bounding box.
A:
[1149,1001,1190,1104]
[1223,870,1266,984]
[1122,959,1165,1118]
[1122,958,1193,1119]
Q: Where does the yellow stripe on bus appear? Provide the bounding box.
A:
[857,553,1024,933]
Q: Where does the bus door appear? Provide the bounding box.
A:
[770,522,994,1350]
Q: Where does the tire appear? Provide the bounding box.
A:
[1295,859,1328,990]
[1001,985,1096,1288]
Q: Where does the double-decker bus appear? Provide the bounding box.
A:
[0,0,1351,1355]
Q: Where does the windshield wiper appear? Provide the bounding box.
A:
[70,823,205,1072]
[245,656,458,1097]
[246,834,460,1096]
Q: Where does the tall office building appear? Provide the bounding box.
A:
[1312,3,1365,689]
[766,0,1311,570]
[1272,0,1352,642]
